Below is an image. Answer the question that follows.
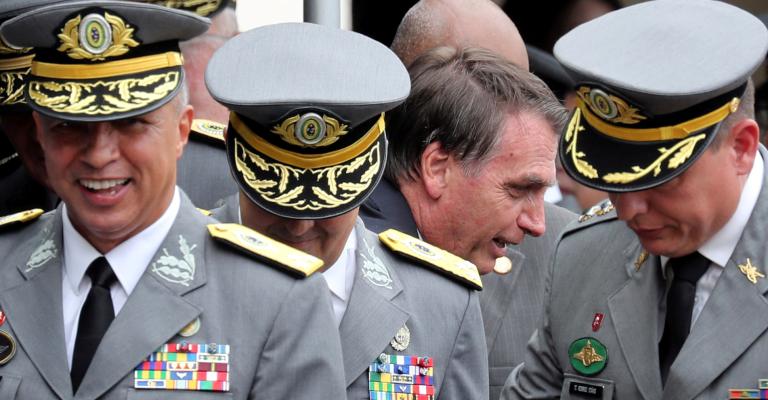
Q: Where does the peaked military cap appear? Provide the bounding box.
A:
[206,23,410,219]
[144,0,231,18]
[555,0,768,192]
[0,0,70,111]
[0,0,210,121]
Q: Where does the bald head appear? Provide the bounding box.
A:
[391,0,528,69]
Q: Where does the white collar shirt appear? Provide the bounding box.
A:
[62,187,181,369]
[321,228,358,327]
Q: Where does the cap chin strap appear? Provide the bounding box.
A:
[578,97,740,142]
[31,51,182,80]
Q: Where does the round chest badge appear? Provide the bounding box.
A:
[0,330,17,365]
[79,14,112,55]
[295,113,326,145]
[568,337,607,376]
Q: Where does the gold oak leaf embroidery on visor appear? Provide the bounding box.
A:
[602,133,706,184]
[1,70,29,105]
[150,0,224,17]
[234,138,382,211]
[57,13,139,61]
[565,107,599,179]
[28,71,180,115]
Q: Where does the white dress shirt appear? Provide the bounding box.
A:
[661,153,763,328]
[62,188,181,369]
[321,228,358,326]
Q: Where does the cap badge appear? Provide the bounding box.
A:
[390,324,411,351]
[151,235,197,286]
[577,86,646,124]
[569,337,607,376]
[58,12,139,60]
[271,112,349,147]
[738,258,765,284]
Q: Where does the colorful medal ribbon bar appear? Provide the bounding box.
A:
[134,342,230,392]
[369,353,434,400]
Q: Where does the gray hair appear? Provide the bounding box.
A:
[384,46,567,182]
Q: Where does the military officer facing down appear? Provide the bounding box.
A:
[207,23,489,399]
[503,1,768,398]
[0,2,346,398]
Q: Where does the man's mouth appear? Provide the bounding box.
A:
[79,178,130,193]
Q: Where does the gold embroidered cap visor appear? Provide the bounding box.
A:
[560,85,744,192]
[227,111,388,219]
[0,52,33,111]
[0,1,210,121]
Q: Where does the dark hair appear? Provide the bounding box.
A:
[384,46,567,182]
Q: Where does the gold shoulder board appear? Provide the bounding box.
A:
[191,119,226,145]
[0,208,43,230]
[197,208,212,216]
[379,229,482,290]
[207,223,324,278]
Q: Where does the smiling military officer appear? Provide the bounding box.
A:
[207,23,489,399]
[502,1,768,399]
[0,2,346,399]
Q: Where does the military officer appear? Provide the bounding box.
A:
[207,22,489,399]
[0,2,346,398]
[0,0,63,215]
[502,1,768,399]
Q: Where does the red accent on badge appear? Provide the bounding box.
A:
[592,313,604,332]
[0,311,5,327]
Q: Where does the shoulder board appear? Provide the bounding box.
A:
[207,223,323,278]
[190,119,226,146]
[379,229,482,291]
[197,208,212,216]
[0,208,43,231]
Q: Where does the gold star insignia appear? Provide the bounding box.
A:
[573,340,604,367]
[738,258,765,284]
[634,250,648,271]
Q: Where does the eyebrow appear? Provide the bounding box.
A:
[506,176,555,192]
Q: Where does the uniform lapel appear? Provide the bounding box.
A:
[0,212,73,399]
[75,198,207,399]
[339,222,408,387]
[607,243,664,400]
[663,159,768,400]
[480,248,526,353]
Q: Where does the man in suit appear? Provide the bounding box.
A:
[207,22,489,398]
[0,2,346,398]
[503,1,768,398]
[360,4,573,396]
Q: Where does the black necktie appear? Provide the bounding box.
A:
[71,256,117,393]
[658,251,710,384]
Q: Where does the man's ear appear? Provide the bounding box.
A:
[176,104,194,159]
[727,118,759,175]
[419,141,453,199]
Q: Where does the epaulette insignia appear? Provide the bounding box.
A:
[0,208,43,230]
[197,208,212,216]
[191,119,226,145]
[207,223,323,278]
[378,229,482,290]
[578,199,615,223]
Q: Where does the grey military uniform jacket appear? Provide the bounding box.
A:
[503,148,768,400]
[481,203,575,400]
[177,130,238,210]
[213,197,489,399]
[0,193,346,399]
